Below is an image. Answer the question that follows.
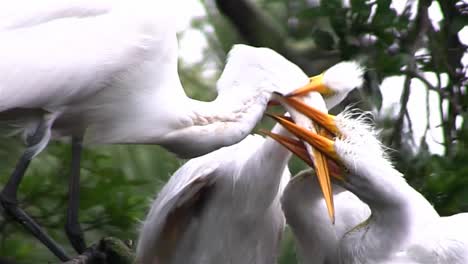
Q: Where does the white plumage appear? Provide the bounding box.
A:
[320,61,364,109]
[0,0,319,259]
[136,124,292,264]
[0,0,312,158]
[281,109,468,264]
[282,169,370,263]
[0,0,369,260]
[135,59,367,263]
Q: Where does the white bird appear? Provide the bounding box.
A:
[270,106,468,263]
[0,0,363,259]
[135,124,291,264]
[281,169,370,263]
[0,0,313,259]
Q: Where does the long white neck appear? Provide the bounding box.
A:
[232,123,292,217]
[155,88,271,158]
[85,57,272,158]
[282,173,344,264]
[338,162,422,263]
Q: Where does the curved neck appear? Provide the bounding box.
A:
[159,90,271,158]
[232,123,292,216]
[282,172,339,263]
[340,165,417,262]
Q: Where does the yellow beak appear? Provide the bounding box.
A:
[287,73,333,97]
[267,114,339,161]
[267,113,338,223]
[279,96,339,136]
[260,129,344,180]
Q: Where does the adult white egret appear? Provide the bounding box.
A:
[269,106,468,263]
[0,1,307,259]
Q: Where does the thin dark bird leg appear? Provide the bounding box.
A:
[0,122,70,261]
[65,136,86,253]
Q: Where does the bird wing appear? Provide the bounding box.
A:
[0,0,173,112]
[0,0,112,31]
[398,213,468,263]
[136,135,267,263]
[136,156,222,263]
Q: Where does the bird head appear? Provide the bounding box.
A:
[217,45,311,100]
[286,61,365,109]
[265,99,401,206]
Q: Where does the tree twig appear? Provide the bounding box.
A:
[389,0,431,149]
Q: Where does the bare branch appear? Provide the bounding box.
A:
[389,0,431,149]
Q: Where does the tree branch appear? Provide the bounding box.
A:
[388,0,431,149]
[214,0,340,73]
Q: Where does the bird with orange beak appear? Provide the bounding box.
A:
[267,102,468,264]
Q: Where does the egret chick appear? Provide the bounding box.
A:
[269,107,468,264]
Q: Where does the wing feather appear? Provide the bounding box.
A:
[136,157,220,264]
[0,1,173,112]
[0,0,113,31]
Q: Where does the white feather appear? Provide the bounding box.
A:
[323,61,365,93]
[136,125,293,264]
[322,61,365,109]
[0,1,313,159]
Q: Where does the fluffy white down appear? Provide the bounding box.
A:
[319,111,466,264]
[323,61,365,94]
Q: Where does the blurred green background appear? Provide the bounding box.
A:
[0,0,467,263]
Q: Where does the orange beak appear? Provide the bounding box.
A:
[260,129,344,180]
[267,113,338,223]
[279,96,339,136]
[267,114,339,161]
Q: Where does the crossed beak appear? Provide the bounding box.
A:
[265,76,341,223]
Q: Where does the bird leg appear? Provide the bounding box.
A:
[65,136,87,253]
[0,121,70,261]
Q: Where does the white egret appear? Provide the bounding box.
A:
[0,1,311,259]
[135,124,291,264]
[0,0,363,259]
[281,169,370,263]
[269,106,468,263]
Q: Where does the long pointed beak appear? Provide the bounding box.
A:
[280,97,339,136]
[259,129,314,167]
[267,114,339,162]
[266,114,337,223]
[260,129,344,180]
[287,74,331,97]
